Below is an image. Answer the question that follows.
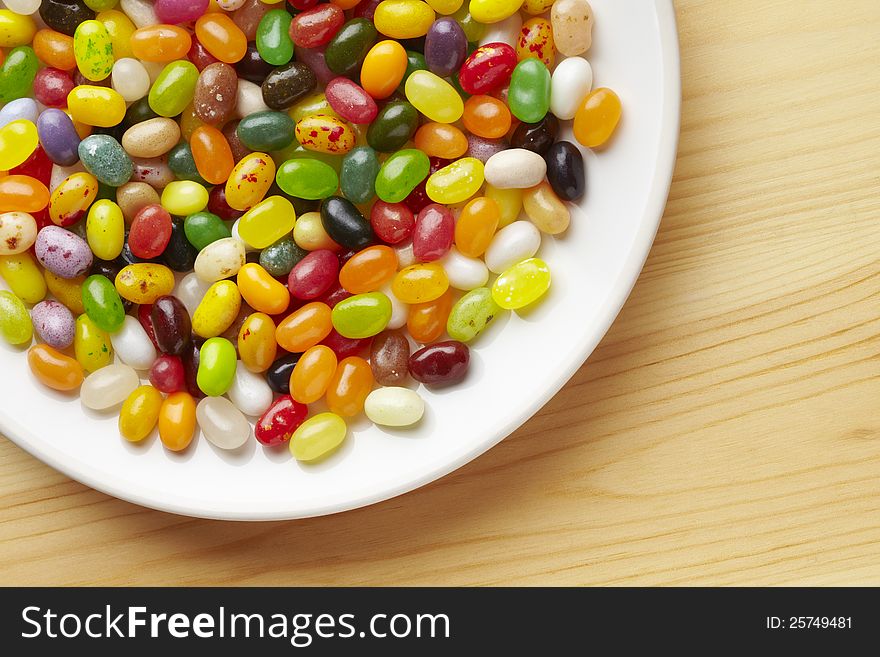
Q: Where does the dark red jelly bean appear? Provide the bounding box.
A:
[315,281,352,308]
[32,68,75,108]
[255,394,308,445]
[188,35,220,72]
[207,184,245,220]
[287,249,339,300]
[289,0,319,10]
[289,4,345,49]
[151,295,192,356]
[325,77,378,124]
[137,303,160,350]
[412,203,454,261]
[370,200,414,244]
[459,42,517,96]
[321,328,370,359]
[352,0,381,21]
[181,342,204,399]
[149,354,186,393]
[129,204,172,259]
[409,340,470,386]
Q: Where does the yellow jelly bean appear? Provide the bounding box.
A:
[391,262,449,304]
[295,114,356,155]
[425,157,484,204]
[404,71,463,123]
[238,312,277,373]
[161,180,209,215]
[96,9,136,60]
[192,280,242,338]
[225,152,275,212]
[374,0,436,39]
[0,10,37,48]
[0,120,38,170]
[45,270,85,314]
[86,199,125,260]
[469,0,524,24]
[293,210,340,251]
[67,86,126,127]
[114,263,176,304]
[119,385,163,442]
[485,184,523,228]
[73,19,114,82]
[0,290,33,345]
[426,0,463,14]
[491,257,551,309]
[289,412,347,462]
[49,172,99,227]
[237,195,296,249]
[0,252,47,304]
[74,313,114,373]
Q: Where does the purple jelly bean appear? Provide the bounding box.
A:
[34,226,93,279]
[466,134,509,164]
[154,0,209,24]
[424,18,467,78]
[287,249,339,300]
[31,300,76,349]
[36,108,81,166]
[294,45,336,86]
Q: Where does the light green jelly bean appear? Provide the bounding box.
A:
[73,20,114,82]
[256,9,294,66]
[0,46,39,104]
[81,274,125,332]
[331,292,392,339]
[276,158,339,200]
[447,287,501,342]
[148,60,199,118]
[374,148,430,203]
[0,290,33,345]
[290,412,347,462]
[491,257,551,310]
[508,58,551,124]
[273,143,343,172]
[197,337,237,397]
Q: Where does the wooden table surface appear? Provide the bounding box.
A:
[2,0,879,586]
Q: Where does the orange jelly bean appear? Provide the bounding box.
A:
[573,88,622,149]
[360,40,408,100]
[414,122,469,160]
[331,0,362,9]
[130,25,193,62]
[462,95,511,139]
[33,29,76,71]
[27,344,84,392]
[326,356,373,417]
[195,14,247,64]
[238,311,278,373]
[275,301,332,352]
[455,196,500,258]
[290,344,337,404]
[236,262,290,315]
[190,125,235,185]
[0,175,50,213]
[159,391,197,451]
[338,245,397,294]
[407,288,453,343]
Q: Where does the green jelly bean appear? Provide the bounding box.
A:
[197,337,237,397]
[331,292,392,339]
[78,134,133,187]
[276,158,339,200]
[149,60,199,118]
[81,274,125,333]
[398,50,427,91]
[0,290,33,345]
[95,181,116,202]
[340,146,379,205]
[184,211,231,250]
[123,97,158,129]
[447,287,501,343]
[274,142,343,172]
[0,46,39,104]
[73,20,114,82]
[452,7,485,43]
[367,101,419,153]
[508,58,551,124]
[168,142,209,185]
[324,18,377,77]
[260,235,307,277]
[256,9,294,66]
[374,149,430,204]
[236,110,296,152]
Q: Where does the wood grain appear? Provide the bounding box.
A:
[2,0,879,586]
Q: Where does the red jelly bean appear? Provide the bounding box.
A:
[412,203,454,261]
[288,4,345,49]
[370,201,414,244]
[325,77,378,124]
[10,145,53,186]
[138,303,161,350]
[321,328,370,359]
[151,295,192,355]
[129,204,173,259]
[33,68,75,108]
[408,340,470,386]
[459,43,517,96]
[149,354,186,393]
[188,35,220,72]
[287,249,339,300]
[255,394,308,445]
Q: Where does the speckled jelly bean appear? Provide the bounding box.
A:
[78,134,133,187]
[367,101,419,153]
[364,386,424,426]
[235,313,275,375]
[550,56,592,121]
[121,117,180,159]
[260,235,307,276]
[409,339,469,385]
[72,313,112,372]
[255,394,307,446]
[193,62,238,125]
[35,226,93,278]
[459,42,516,95]
[551,0,593,56]
[67,85,126,127]
[0,290,33,345]
[508,58,550,124]
[516,17,555,68]
[446,286,500,342]
[425,157,484,205]
[158,391,196,451]
[0,47,39,104]
[574,87,622,149]
[289,411,346,462]
[405,70,463,124]
[373,0,435,40]
[375,149,430,204]
[197,337,236,396]
[192,280,242,338]
[73,19,113,82]
[193,236,246,283]
[225,152,275,211]
[28,343,84,391]
[0,211,37,255]
[49,172,99,228]
[115,263,175,304]
[276,158,339,201]
[261,61,316,110]
[295,114,355,155]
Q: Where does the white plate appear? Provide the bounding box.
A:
[0,0,680,520]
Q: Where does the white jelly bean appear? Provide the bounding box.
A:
[0,98,37,129]
[226,361,273,417]
[235,79,270,119]
[111,58,152,102]
[440,247,489,291]
[550,57,593,121]
[364,387,425,427]
[216,0,246,9]
[81,363,140,410]
[175,272,213,317]
[120,0,159,28]
[479,13,522,47]
[380,282,408,330]
[109,316,157,370]
[197,396,251,449]
[393,240,416,268]
[485,220,542,274]
[484,149,547,189]
[4,0,41,15]
[0,211,37,255]
[193,237,247,283]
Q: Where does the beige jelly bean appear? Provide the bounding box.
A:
[122,118,181,159]
[193,236,247,283]
[130,156,175,188]
[364,387,425,427]
[0,211,38,255]
[81,363,140,410]
[551,0,594,57]
[116,182,160,224]
[196,396,251,449]
[484,149,547,189]
[522,181,571,235]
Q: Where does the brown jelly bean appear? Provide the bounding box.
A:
[370,331,410,386]
[194,62,239,126]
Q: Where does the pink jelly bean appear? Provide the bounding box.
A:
[325,77,378,124]
[33,68,75,108]
[149,354,186,393]
[412,203,454,262]
[287,249,339,300]
[155,0,210,24]
[321,328,370,359]
[370,200,415,244]
[294,45,336,86]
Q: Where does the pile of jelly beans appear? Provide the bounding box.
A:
[0,0,620,462]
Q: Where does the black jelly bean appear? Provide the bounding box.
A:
[261,62,317,110]
[39,0,95,37]
[544,141,586,202]
[267,352,303,394]
[162,219,198,272]
[511,115,559,155]
[320,196,374,250]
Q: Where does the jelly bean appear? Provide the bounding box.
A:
[147,296,189,358]
[516,17,555,68]
[189,125,235,186]
[404,71,463,124]
[552,0,593,56]
[192,62,239,126]
[11,144,52,185]
[485,219,539,273]
[511,114,557,155]
[155,0,209,23]
[368,331,407,385]
[0,47,39,104]
[255,394,307,446]
[399,49,427,89]
[290,210,336,251]
[325,78,378,125]
[522,180,570,235]
[462,95,511,140]
[115,264,175,305]
[330,291,391,339]
[364,386,424,426]
[109,315,157,369]
[276,301,332,351]
[0,290,32,345]
[193,280,242,338]
[232,0,271,41]
[39,0,93,36]
[455,197,499,258]
[197,396,250,449]
[412,203,454,261]
[79,275,121,333]
[236,195,295,250]
[32,29,76,71]
[67,85,126,127]
[360,40,407,100]
[28,343,84,391]
[131,156,176,189]
[124,96,160,129]
[492,256,550,309]
[83,200,123,261]
[289,344,336,403]
[574,87,622,149]
[326,356,373,417]
[236,263,289,315]
[484,148,546,189]
[509,58,551,124]
[484,184,520,228]
[197,336,236,396]
[424,17,466,78]
[446,285,499,342]
[195,13,247,64]
[121,117,180,159]
[78,134,133,187]
[193,238,247,286]
[161,181,209,217]
[49,172,99,227]
[289,411,346,462]
[97,9,136,59]
[425,157,484,204]
[295,114,355,155]
[367,101,419,153]
[33,67,75,107]
[409,339,468,385]
[380,280,408,328]
[373,0,435,39]
[338,245,397,294]
[158,391,197,451]
[159,220,191,273]
[271,160,337,207]
[34,226,91,279]
[115,183,158,226]
[149,60,199,118]
[180,341,203,398]
[292,44,336,86]
[227,359,274,416]
[225,152,275,212]
[265,352,299,394]
[320,327,368,358]
[369,201,414,245]
[413,123,468,160]
[407,287,452,342]
[550,56,592,120]
[0,120,37,171]
[128,205,171,260]
[289,4,344,49]
[118,385,162,442]
[440,246,488,290]
[236,312,276,374]
[182,212,228,252]
[0,252,45,304]
[470,0,522,23]
[189,33,220,72]
[287,249,338,300]
[459,42,516,97]
[262,61,317,110]
[73,19,113,82]
[174,272,209,318]
[72,313,112,372]
[82,362,139,410]
[148,353,185,392]
[324,18,377,77]
[110,57,151,103]
[0,98,37,130]
[320,196,374,250]
[391,262,448,304]
[373,149,428,204]
[0,211,37,255]
[235,110,295,152]
[260,235,306,277]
